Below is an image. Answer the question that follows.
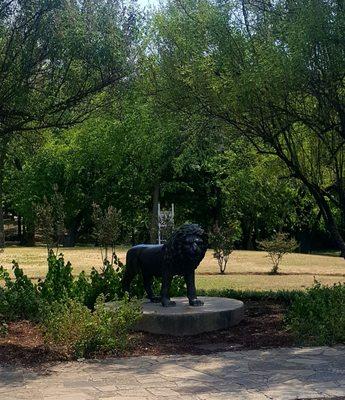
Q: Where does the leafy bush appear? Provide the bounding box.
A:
[38,250,74,303]
[0,251,128,321]
[80,255,124,308]
[198,288,301,304]
[170,276,186,297]
[39,251,126,309]
[0,321,8,337]
[258,232,298,274]
[0,262,40,321]
[286,282,345,345]
[41,295,142,358]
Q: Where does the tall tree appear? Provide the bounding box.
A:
[151,0,345,256]
[0,0,136,246]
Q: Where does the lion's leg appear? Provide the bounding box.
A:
[122,266,136,294]
[143,275,160,303]
[161,274,175,307]
[185,271,203,306]
[122,250,138,295]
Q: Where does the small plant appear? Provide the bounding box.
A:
[41,295,142,358]
[92,204,122,265]
[258,232,298,274]
[0,262,40,321]
[210,222,240,274]
[36,186,65,253]
[83,255,125,308]
[286,281,345,345]
[38,250,74,304]
[0,321,8,337]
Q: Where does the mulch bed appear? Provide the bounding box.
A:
[0,300,294,367]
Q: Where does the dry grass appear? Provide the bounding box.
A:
[1,246,344,291]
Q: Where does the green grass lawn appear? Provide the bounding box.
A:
[1,246,344,291]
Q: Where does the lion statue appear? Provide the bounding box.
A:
[122,223,208,307]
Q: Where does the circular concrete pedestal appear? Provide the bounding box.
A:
[133,297,244,336]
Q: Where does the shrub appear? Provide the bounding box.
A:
[286,282,345,345]
[210,222,240,274]
[0,321,8,337]
[258,232,298,274]
[198,288,301,304]
[81,254,125,308]
[92,204,122,265]
[35,186,65,253]
[0,262,40,321]
[38,250,74,303]
[92,294,142,352]
[41,295,142,358]
[170,276,186,297]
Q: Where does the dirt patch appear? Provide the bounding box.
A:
[0,300,293,367]
[0,321,67,367]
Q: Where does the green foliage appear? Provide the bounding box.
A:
[258,233,298,274]
[41,295,142,358]
[38,251,74,304]
[0,321,8,337]
[152,0,345,254]
[0,0,134,135]
[0,262,40,321]
[170,276,187,297]
[287,282,345,345]
[0,248,187,325]
[0,251,143,357]
[198,288,301,304]
[210,222,241,274]
[82,255,125,309]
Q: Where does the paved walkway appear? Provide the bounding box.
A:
[1,346,345,400]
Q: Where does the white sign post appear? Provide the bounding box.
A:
[158,203,175,245]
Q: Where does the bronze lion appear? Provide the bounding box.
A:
[122,224,208,307]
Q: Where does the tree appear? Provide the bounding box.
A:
[258,233,298,274]
[151,0,345,256]
[0,0,137,246]
[92,204,122,265]
[210,222,240,274]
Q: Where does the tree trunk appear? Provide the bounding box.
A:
[0,142,5,248]
[22,220,35,246]
[241,219,254,250]
[273,148,345,258]
[63,228,78,247]
[63,214,82,247]
[18,215,22,241]
[150,183,160,244]
[308,184,345,258]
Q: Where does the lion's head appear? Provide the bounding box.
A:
[164,223,208,268]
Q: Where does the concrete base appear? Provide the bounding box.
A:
[131,296,244,336]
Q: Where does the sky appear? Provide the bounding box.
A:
[137,0,163,9]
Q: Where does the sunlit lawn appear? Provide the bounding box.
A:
[1,246,344,291]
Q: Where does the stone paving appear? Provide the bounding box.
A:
[1,346,345,400]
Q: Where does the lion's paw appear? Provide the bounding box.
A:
[189,299,204,306]
[150,296,161,303]
[162,300,176,307]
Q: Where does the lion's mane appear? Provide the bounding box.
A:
[163,223,208,269]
